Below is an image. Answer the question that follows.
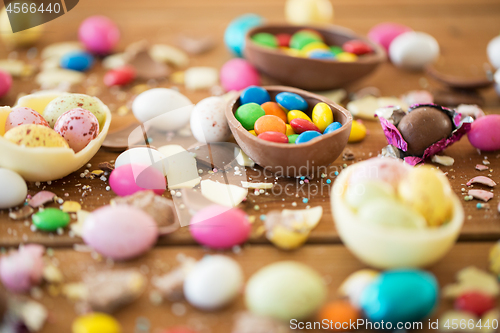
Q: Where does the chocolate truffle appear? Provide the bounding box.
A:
[397,106,452,156]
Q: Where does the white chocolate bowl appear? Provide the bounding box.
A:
[331,160,464,269]
[0,91,112,182]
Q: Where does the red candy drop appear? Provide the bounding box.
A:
[276,33,292,47]
[258,131,289,143]
[454,291,495,317]
[103,66,136,87]
[290,118,321,134]
[343,40,373,55]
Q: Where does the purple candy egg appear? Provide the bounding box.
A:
[220,59,260,92]
[82,205,158,260]
[189,205,251,249]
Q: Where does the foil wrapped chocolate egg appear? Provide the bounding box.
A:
[397,106,452,156]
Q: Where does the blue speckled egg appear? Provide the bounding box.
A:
[60,51,94,72]
[360,269,438,324]
[224,14,264,57]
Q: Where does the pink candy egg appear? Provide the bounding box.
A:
[109,164,166,196]
[82,205,158,260]
[368,22,412,52]
[467,114,500,151]
[0,70,12,98]
[78,16,120,55]
[0,244,44,293]
[5,107,49,132]
[189,205,250,249]
[220,58,260,92]
[54,108,99,153]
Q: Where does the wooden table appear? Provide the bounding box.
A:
[0,0,500,332]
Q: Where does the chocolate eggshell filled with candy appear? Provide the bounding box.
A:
[0,91,111,182]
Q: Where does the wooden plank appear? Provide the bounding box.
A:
[30,242,494,333]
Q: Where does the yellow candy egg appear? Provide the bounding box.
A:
[348,120,366,143]
[337,52,358,62]
[302,42,330,55]
[4,124,69,148]
[287,110,312,123]
[285,0,334,25]
[312,102,333,133]
[0,7,43,48]
[397,166,453,227]
[285,124,295,136]
[249,130,257,136]
[72,313,121,333]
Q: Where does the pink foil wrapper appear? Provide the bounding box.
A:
[378,104,472,166]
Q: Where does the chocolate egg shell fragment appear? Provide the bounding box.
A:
[397,106,452,156]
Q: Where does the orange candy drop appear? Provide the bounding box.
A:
[261,102,287,123]
[317,300,360,331]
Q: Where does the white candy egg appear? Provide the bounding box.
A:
[487,36,500,69]
[115,147,167,175]
[132,88,193,131]
[389,31,439,70]
[0,168,27,209]
[183,255,243,310]
[190,96,231,143]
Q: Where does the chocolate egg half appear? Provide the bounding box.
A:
[397,106,452,156]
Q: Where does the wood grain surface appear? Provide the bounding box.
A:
[0,0,500,331]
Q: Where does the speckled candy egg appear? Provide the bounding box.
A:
[189,205,250,249]
[4,124,69,148]
[368,23,412,52]
[467,114,500,151]
[0,168,27,209]
[78,16,120,55]
[220,59,260,92]
[389,31,439,71]
[190,96,231,143]
[82,205,158,260]
[132,88,193,131]
[245,261,326,321]
[5,107,49,132]
[109,164,166,197]
[184,255,244,310]
[54,108,99,153]
[43,94,106,130]
[360,269,438,324]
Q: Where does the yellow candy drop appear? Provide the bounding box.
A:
[337,52,358,62]
[397,166,453,227]
[285,124,295,136]
[285,0,334,25]
[348,120,366,143]
[280,47,303,57]
[4,124,69,148]
[72,313,121,333]
[249,130,257,136]
[287,110,312,123]
[312,102,333,133]
[0,7,43,48]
